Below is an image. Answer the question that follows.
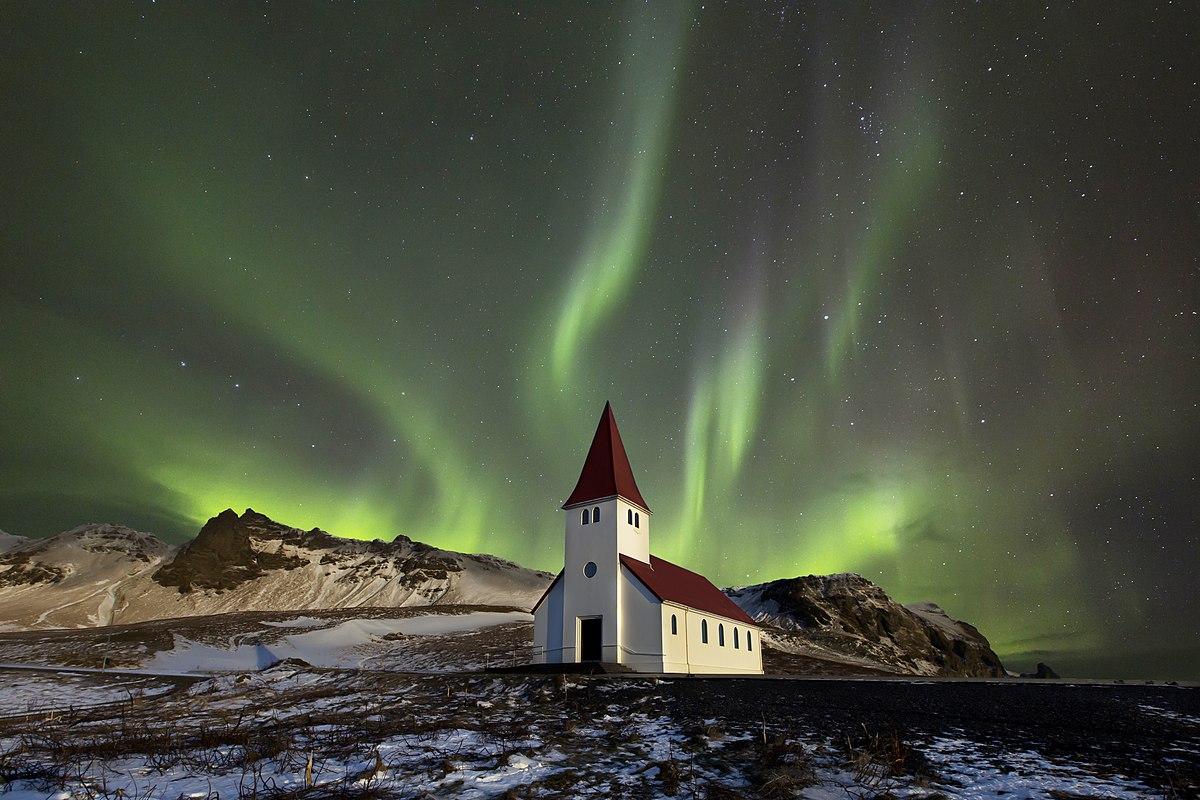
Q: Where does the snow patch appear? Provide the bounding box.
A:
[262,616,327,628]
[0,672,175,718]
[0,530,30,554]
[151,611,532,673]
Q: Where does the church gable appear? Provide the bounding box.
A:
[530,570,563,615]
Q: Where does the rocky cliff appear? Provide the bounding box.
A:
[727,573,1005,677]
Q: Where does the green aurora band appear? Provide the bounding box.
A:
[1,3,1195,679]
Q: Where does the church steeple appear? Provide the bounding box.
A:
[562,401,650,513]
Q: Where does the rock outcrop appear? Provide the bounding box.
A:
[154,509,307,592]
[727,573,1005,677]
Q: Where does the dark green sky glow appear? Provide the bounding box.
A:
[2,3,1197,679]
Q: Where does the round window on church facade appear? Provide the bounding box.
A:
[583,561,598,578]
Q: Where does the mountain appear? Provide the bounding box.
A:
[727,573,1006,677]
[0,523,173,628]
[1,512,1003,679]
[0,509,553,630]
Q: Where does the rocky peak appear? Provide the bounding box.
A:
[728,573,1006,678]
[153,509,305,593]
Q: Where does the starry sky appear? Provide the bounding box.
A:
[2,3,1196,680]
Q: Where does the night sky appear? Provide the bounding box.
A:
[2,3,1196,679]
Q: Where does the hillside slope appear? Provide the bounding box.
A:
[727,573,1005,677]
[0,509,553,630]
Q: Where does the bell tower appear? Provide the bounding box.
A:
[558,402,651,662]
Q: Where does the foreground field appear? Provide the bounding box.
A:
[1,666,1196,799]
[0,606,904,677]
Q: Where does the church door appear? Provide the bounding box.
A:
[580,617,602,661]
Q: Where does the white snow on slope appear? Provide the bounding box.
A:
[0,524,172,629]
[151,610,531,673]
[905,601,966,637]
[0,530,29,554]
[261,616,327,628]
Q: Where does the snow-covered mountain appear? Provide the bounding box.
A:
[727,573,1005,677]
[0,509,553,630]
[0,523,173,628]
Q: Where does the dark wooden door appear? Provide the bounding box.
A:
[580,617,602,661]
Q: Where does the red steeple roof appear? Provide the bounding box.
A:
[562,402,650,512]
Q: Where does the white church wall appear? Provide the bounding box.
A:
[618,564,664,671]
[614,498,650,563]
[532,577,565,664]
[561,497,622,663]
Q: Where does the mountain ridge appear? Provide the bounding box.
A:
[0,511,1004,677]
[0,509,553,630]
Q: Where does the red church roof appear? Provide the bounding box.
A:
[620,554,756,625]
[563,402,650,512]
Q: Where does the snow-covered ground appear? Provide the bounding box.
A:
[0,666,1193,799]
[0,606,539,677]
[0,671,176,719]
[149,610,531,673]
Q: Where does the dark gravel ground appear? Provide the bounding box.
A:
[3,611,1196,796]
[2,666,1196,798]
[614,676,1200,794]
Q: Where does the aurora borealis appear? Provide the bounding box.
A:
[2,3,1196,679]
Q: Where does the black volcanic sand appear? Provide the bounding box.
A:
[625,676,1200,790]
[0,667,1195,796]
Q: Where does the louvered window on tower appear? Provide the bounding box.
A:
[582,509,590,525]
[634,512,640,528]
[593,506,600,522]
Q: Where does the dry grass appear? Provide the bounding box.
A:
[1,664,1195,799]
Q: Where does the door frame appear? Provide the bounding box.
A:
[578,616,602,662]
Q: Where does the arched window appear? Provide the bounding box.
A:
[671,614,678,635]
[718,624,725,647]
[627,509,633,525]
[593,506,600,523]
[634,512,640,529]
[581,508,590,525]
[734,628,740,649]
[746,632,753,652]
[701,619,708,643]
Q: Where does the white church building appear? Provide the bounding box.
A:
[533,403,763,674]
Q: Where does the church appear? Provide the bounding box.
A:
[532,403,763,674]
